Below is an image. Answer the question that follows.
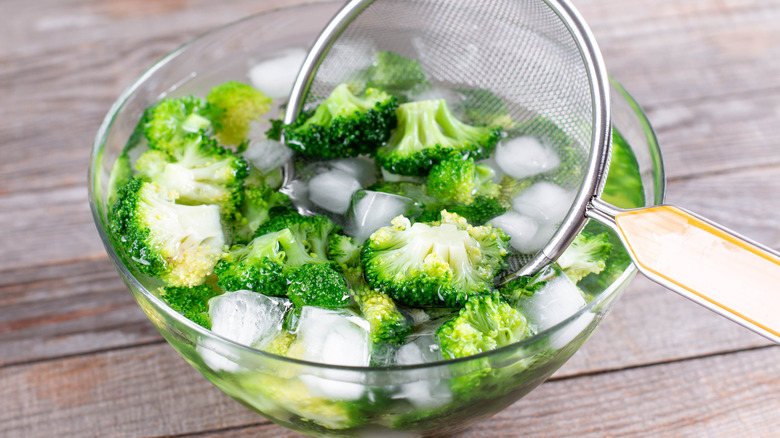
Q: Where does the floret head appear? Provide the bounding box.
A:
[109,178,226,287]
[206,81,272,146]
[285,84,398,159]
[437,293,531,359]
[135,133,249,218]
[361,212,510,307]
[144,96,212,153]
[160,283,223,328]
[376,99,502,176]
[557,231,612,283]
[253,212,339,264]
[232,183,291,244]
[286,263,351,309]
[353,287,411,345]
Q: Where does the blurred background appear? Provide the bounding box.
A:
[2,0,780,436]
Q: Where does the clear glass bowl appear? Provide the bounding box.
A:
[88,3,665,437]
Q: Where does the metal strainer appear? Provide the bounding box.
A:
[284,0,780,343]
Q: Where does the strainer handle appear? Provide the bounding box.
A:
[587,198,780,343]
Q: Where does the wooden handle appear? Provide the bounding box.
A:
[614,205,780,341]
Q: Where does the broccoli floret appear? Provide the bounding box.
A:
[376,99,501,176]
[361,211,510,307]
[458,88,516,130]
[286,263,351,309]
[326,233,412,345]
[232,183,291,244]
[160,282,223,328]
[601,129,645,209]
[437,293,531,359]
[446,196,509,225]
[327,233,364,287]
[352,286,410,346]
[207,81,272,148]
[262,330,296,356]
[237,373,366,430]
[265,119,284,141]
[254,212,339,263]
[109,178,225,287]
[143,96,213,153]
[284,83,398,159]
[134,132,248,217]
[214,230,293,296]
[427,157,500,205]
[363,51,429,101]
[557,231,612,284]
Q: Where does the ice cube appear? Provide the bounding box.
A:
[209,290,290,348]
[248,48,307,99]
[293,307,371,400]
[393,335,452,409]
[495,136,560,179]
[488,212,540,253]
[242,138,294,174]
[512,181,575,223]
[199,291,290,372]
[308,169,363,215]
[329,157,378,187]
[516,268,587,332]
[346,190,415,242]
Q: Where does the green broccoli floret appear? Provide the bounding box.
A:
[284,83,398,159]
[232,183,291,244]
[327,233,364,287]
[143,96,213,153]
[427,157,500,205]
[134,132,248,217]
[446,196,509,226]
[237,373,366,430]
[261,330,297,356]
[436,293,531,359]
[458,88,517,130]
[353,286,410,346]
[207,81,272,148]
[160,282,223,328]
[557,231,612,284]
[363,51,429,101]
[213,229,293,296]
[254,212,339,263]
[109,178,225,287]
[326,233,412,345]
[286,263,351,309]
[376,99,502,176]
[361,211,510,307]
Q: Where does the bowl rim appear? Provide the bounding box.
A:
[88,3,666,373]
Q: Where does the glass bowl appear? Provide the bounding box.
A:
[88,3,665,437]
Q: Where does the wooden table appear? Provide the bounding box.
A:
[3,0,780,436]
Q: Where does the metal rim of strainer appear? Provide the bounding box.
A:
[284,0,612,279]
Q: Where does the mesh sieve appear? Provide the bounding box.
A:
[284,0,611,278]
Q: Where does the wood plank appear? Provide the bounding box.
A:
[0,258,160,367]
[460,346,780,437]
[0,343,261,438]
[0,185,108,272]
[577,0,780,106]
[3,338,779,437]
[647,90,780,180]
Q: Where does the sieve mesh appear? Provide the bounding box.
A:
[288,0,609,274]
